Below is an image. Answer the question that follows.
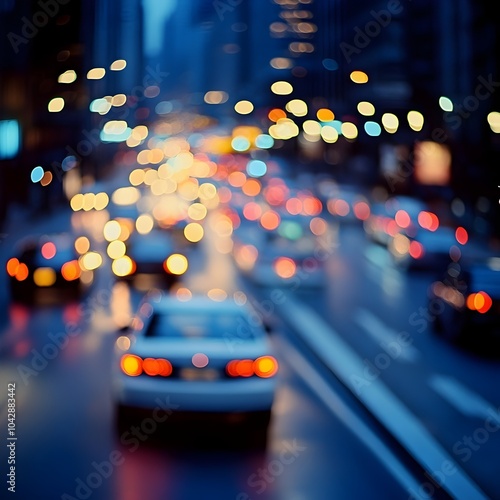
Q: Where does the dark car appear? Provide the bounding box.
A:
[429,256,500,345]
[115,228,189,290]
[6,233,84,303]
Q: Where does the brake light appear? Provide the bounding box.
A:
[121,354,173,377]
[254,356,279,378]
[226,356,279,378]
[273,257,296,278]
[353,201,370,220]
[61,260,81,281]
[466,291,492,314]
[409,241,424,259]
[236,359,254,377]
[143,357,172,376]
[395,210,410,229]
[455,227,468,245]
[7,258,29,281]
[6,258,19,277]
[120,354,143,376]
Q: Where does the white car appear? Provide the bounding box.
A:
[232,218,328,289]
[112,293,278,431]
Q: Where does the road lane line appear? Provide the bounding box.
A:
[277,336,425,496]
[276,294,488,500]
[429,375,500,423]
[355,308,421,363]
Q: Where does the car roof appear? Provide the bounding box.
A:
[150,295,252,316]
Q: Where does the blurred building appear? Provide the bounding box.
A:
[0,0,145,224]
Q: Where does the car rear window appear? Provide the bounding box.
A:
[145,310,258,339]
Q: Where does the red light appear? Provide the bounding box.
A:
[243,202,262,221]
[61,260,81,281]
[409,241,424,259]
[418,211,439,231]
[286,198,302,215]
[226,360,239,377]
[455,227,468,245]
[353,201,370,220]
[15,263,29,281]
[143,358,161,376]
[260,210,280,231]
[333,199,350,217]
[302,197,322,216]
[387,220,399,237]
[273,257,296,278]
[395,210,411,229]
[157,359,173,376]
[41,242,56,259]
[468,291,493,314]
[236,359,254,377]
[6,258,19,277]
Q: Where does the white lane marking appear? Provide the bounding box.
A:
[276,295,488,500]
[355,308,421,363]
[429,375,500,424]
[277,337,425,496]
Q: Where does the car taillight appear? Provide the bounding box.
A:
[273,257,296,279]
[226,356,279,378]
[61,260,81,281]
[33,267,56,287]
[7,258,29,281]
[254,356,279,378]
[466,291,493,314]
[120,354,173,377]
[409,241,424,259]
[143,357,172,376]
[121,354,143,376]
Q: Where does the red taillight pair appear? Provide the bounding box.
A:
[466,291,493,314]
[226,356,278,379]
[6,258,29,281]
[120,354,173,377]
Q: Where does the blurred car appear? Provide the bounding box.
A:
[324,184,371,224]
[364,195,427,247]
[112,294,278,431]
[232,214,329,288]
[428,256,500,343]
[113,228,188,290]
[6,233,84,303]
[389,226,461,271]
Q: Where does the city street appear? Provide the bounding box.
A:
[1,1,500,499]
[1,155,498,498]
